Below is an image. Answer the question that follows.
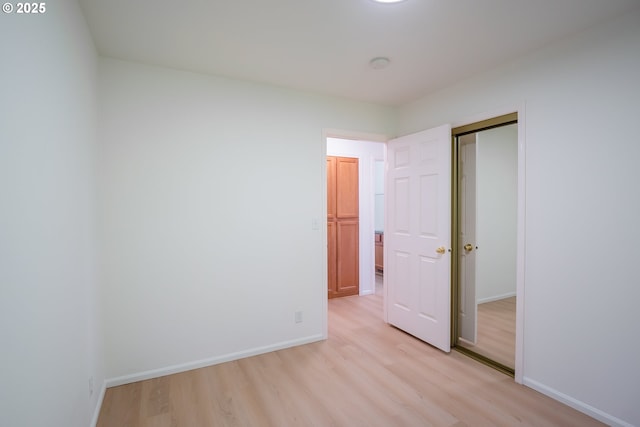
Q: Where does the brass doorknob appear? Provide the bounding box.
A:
[436,246,446,254]
[464,244,474,252]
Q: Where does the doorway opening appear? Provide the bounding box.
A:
[451,113,520,377]
[326,137,385,299]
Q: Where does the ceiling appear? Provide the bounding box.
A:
[79,0,639,106]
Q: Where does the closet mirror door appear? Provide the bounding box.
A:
[455,122,518,372]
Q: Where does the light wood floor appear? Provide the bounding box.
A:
[459,297,516,369]
[97,291,602,426]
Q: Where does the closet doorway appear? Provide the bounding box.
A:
[452,113,520,375]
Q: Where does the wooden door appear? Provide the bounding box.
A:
[385,124,452,352]
[327,156,359,298]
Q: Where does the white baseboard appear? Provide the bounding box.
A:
[523,377,634,427]
[90,380,107,427]
[105,334,325,388]
[477,292,516,305]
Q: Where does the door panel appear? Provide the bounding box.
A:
[418,255,437,320]
[327,157,336,221]
[336,157,358,219]
[419,175,438,236]
[336,220,359,295]
[391,250,411,308]
[385,124,451,352]
[393,177,410,234]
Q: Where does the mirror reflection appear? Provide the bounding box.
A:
[457,123,517,370]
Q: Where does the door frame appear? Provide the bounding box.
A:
[321,129,389,338]
[450,107,526,383]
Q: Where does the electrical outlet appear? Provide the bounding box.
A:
[88,377,94,397]
[295,311,303,323]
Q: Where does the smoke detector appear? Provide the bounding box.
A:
[369,57,391,70]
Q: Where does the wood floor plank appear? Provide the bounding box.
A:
[97,292,603,426]
[460,296,516,368]
[97,382,142,427]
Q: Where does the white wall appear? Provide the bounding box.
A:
[0,1,104,426]
[476,125,518,303]
[399,9,640,426]
[374,161,385,232]
[98,58,395,382]
[327,138,385,296]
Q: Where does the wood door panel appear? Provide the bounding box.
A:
[327,157,336,220]
[336,157,358,218]
[336,220,359,296]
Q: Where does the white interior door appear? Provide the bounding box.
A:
[384,124,451,352]
[458,137,477,344]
